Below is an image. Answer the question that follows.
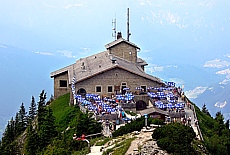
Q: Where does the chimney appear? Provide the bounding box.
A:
[117,32,122,39]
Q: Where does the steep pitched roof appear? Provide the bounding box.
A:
[105,38,140,50]
[50,51,163,85]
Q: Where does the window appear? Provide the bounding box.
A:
[108,86,113,93]
[96,86,102,93]
[141,85,147,92]
[59,80,67,87]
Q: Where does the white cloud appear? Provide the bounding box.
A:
[82,47,91,53]
[57,50,77,58]
[185,86,208,99]
[43,3,57,8]
[219,78,230,85]
[168,78,185,86]
[34,51,54,56]
[64,3,83,9]
[146,64,177,73]
[216,68,230,75]
[145,65,164,73]
[0,45,7,48]
[204,59,230,68]
[214,101,227,108]
[139,0,151,6]
[225,54,230,58]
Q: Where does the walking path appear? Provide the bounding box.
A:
[184,108,200,138]
[87,95,202,154]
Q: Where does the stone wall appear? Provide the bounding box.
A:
[109,42,137,63]
[75,68,161,98]
[53,71,71,99]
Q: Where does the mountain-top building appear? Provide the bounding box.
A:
[50,33,164,103]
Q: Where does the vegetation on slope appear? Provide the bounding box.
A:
[190,99,230,155]
[0,91,102,155]
[112,117,164,137]
[152,123,197,154]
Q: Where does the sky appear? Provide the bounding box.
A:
[0,0,230,134]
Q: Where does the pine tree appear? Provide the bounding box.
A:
[28,96,37,123]
[215,111,225,136]
[36,90,56,151]
[14,112,20,137]
[226,119,230,129]
[18,103,27,134]
[1,118,15,155]
[202,103,211,116]
[215,111,224,125]
[24,124,38,155]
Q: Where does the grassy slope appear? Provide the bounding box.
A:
[49,93,77,132]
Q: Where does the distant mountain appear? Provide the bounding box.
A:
[193,82,230,120]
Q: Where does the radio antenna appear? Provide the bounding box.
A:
[127,8,131,41]
[112,18,117,40]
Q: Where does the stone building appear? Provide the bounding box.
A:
[50,34,164,102]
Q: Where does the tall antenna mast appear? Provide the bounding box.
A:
[127,8,131,41]
[112,18,116,40]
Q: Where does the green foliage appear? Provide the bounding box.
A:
[24,124,39,155]
[112,138,135,155]
[152,123,196,154]
[201,103,211,116]
[191,100,230,155]
[112,117,164,137]
[94,137,111,146]
[49,93,78,132]
[28,96,37,123]
[18,103,27,135]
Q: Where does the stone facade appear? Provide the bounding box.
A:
[108,42,137,63]
[74,67,162,98]
[53,71,71,99]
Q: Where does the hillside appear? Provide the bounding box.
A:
[0,92,230,155]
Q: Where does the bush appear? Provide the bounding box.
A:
[152,123,196,154]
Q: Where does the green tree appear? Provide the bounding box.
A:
[14,112,20,137]
[152,123,196,154]
[28,96,37,123]
[75,111,101,136]
[24,124,38,155]
[226,119,229,129]
[215,111,224,125]
[202,103,211,116]
[18,103,27,134]
[1,118,16,155]
[37,90,57,152]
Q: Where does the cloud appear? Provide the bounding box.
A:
[0,45,7,48]
[168,78,185,86]
[216,68,230,75]
[185,86,208,99]
[214,101,227,108]
[139,0,151,6]
[145,65,164,73]
[43,3,57,8]
[56,50,76,58]
[145,64,177,73]
[219,78,230,85]
[204,59,230,68]
[82,47,91,53]
[34,51,54,56]
[225,54,230,58]
[64,3,83,9]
